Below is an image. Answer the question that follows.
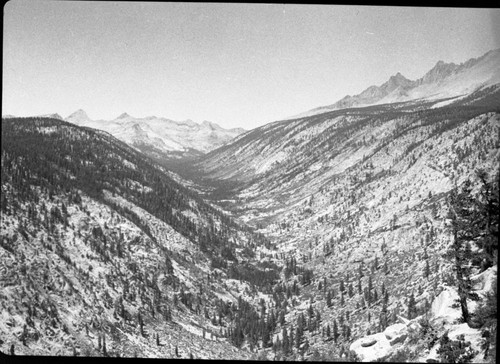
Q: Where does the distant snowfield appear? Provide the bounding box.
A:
[65,110,245,155]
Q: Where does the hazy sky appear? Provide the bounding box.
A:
[3,2,500,129]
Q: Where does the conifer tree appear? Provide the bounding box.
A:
[308,303,314,318]
[447,180,483,324]
[279,309,286,325]
[315,309,321,326]
[282,326,289,355]
[296,314,304,349]
[380,300,388,330]
[262,318,271,348]
[407,292,417,320]
[333,319,339,343]
[138,311,145,336]
[326,290,332,307]
[368,275,373,301]
[424,259,431,279]
[102,333,107,356]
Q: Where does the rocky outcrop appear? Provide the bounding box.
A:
[350,323,410,361]
[384,323,408,345]
[350,270,497,363]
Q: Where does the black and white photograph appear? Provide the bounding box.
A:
[1,1,499,361]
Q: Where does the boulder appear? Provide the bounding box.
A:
[389,333,407,345]
[383,323,409,345]
[350,333,393,362]
[361,338,377,347]
[383,323,407,341]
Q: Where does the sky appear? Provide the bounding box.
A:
[3,1,500,129]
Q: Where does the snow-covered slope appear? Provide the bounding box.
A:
[290,48,500,119]
[0,117,269,359]
[65,110,245,157]
[349,265,497,362]
[189,85,499,360]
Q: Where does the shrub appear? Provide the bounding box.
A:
[418,317,439,349]
[470,277,497,328]
[437,332,476,363]
[385,348,412,362]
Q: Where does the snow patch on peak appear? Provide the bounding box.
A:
[202,120,223,131]
[63,112,245,154]
[181,119,198,127]
[66,109,91,124]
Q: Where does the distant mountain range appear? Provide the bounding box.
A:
[289,48,500,119]
[2,110,245,158]
[64,110,246,158]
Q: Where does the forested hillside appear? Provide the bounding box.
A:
[0,117,275,358]
[188,88,499,361]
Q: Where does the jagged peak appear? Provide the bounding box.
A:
[117,112,131,119]
[419,60,458,85]
[482,47,500,59]
[391,72,407,80]
[290,48,499,120]
[70,108,87,115]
